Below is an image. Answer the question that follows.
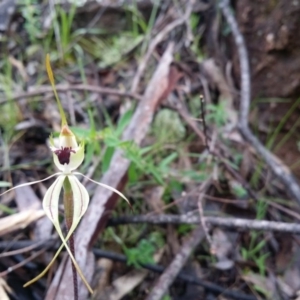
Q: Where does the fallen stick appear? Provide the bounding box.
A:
[0,84,142,105]
[109,213,300,234]
[145,226,204,300]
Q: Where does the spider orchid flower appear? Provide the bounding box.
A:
[0,55,130,294]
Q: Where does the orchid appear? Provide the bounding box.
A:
[0,55,130,294]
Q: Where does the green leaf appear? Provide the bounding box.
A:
[128,163,139,183]
[177,224,194,235]
[124,239,155,268]
[102,147,115,173]
[82,142,95,170]
[116,108,134,136]
[159,152,178,171]
[70,127,92,142]
[0,204,15,214]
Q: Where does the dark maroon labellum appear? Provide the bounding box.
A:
[54,147,75,165]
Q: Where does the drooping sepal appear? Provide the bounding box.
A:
[73,172,132,209]
[25,174,93,294]
[67,175,90,223]
[42,175,65,222]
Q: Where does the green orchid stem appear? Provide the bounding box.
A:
[63,177,78,300]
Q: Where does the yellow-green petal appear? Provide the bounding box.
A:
[42,175,65,222]
[65,174,89,239]
[0,173,61,198]
[73,172,131,208]
[68,142,85,171]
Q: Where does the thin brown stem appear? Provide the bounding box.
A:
[145,226,204,300]
[109,213,300,234]
[68,233,78,300]
[0,248,46,277]
[0,84,142,105]
[200,95,210,152]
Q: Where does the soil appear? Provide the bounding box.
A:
[232,0,300,178]
[234,0,300,98]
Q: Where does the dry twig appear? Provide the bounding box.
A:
[109,213,300,234]
[219,0,300,205]
[0,84,142,105]
[145,226,204,300]
[0,238,55,258]
[197,177,213,245]
[0,248,46,277]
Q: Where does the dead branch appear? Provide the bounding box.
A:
[145,226,204,300]
[0,237,55,258]
[109,213,300,234]
[197,177,213,245]
[219,0,300,205]
[0,248,46,277]
[0,84,142,105]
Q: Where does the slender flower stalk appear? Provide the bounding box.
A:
[0,54,130,295]
[63,177,79,298]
